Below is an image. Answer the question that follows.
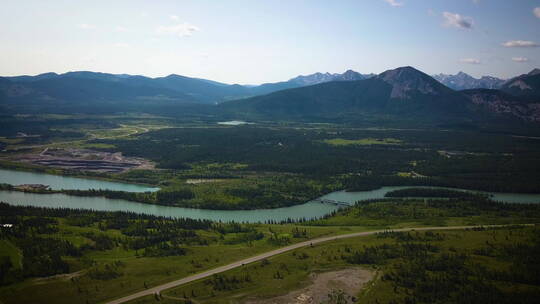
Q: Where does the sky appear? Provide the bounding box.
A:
[1,0,539,84]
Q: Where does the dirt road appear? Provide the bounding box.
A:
[105,224,520,304]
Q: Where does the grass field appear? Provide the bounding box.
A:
[0,240,22,270]
[125,225,540,304]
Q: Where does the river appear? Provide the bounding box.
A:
[0,169,539,223]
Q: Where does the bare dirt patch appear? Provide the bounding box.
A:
[13,148,155,173]
[32,270,85,284]
[244,268,374,304]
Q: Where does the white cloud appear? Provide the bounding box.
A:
[512,57,529,63]
[502,40,539,48]
[459,58,481,64]
[156,22,200,37]
[534,7,540,19]
[442,12,473,29]
[383,0,403,7]
[114,43,130,48]
[170,15,180,21]
[78,23,96,30]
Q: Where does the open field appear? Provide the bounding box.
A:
[125,225,540,304]
[0,240,22,269]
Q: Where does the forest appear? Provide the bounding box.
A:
[98,125,540,195]
[384,187,488,199]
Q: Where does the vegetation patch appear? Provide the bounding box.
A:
[322,138,403,146]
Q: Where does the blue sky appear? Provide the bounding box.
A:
[1,0,539,84]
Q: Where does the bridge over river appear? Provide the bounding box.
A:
[312,198,350,207]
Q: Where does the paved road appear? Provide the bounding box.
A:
[105,225,517,304]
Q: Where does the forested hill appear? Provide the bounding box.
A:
[221,66,540,124]
[0,69,373,108]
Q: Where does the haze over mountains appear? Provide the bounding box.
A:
[1,66,539,124]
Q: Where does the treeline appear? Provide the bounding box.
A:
[341,173,540,194]
[64,188,194,206]
[384,187,488,199]
[345,228,540,303]
[354,197,540,219]
[50,188,195,207]
[60,181,325,210]
[0,216,81,285]
[0,202,213,229]
[305,196,540,227]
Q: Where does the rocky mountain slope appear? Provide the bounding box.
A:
[432,72,505,90]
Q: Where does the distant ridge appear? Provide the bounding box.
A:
[0,69,373,105]
[501,69,540,98]
[432,72,505,90]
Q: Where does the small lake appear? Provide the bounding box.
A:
[217,120,252,126]
[0,169,159,192]
[1,168,539,223]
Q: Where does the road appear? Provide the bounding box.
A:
[105,224,518,304]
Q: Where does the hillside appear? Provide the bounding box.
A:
[501,69,540,99]
[221,66,540,124]
[222,67,476,122]
[0,69,374,107]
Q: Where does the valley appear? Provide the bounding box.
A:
[3,1,540,303]
[1,113,540,303]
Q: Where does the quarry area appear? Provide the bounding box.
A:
[12,148,154,173]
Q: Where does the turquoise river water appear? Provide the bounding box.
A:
[0,169,539,223]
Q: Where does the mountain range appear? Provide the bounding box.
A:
[0,70,373,106]
[432,72,506,91]
[1,67,539,124]
[222,67,540,124]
